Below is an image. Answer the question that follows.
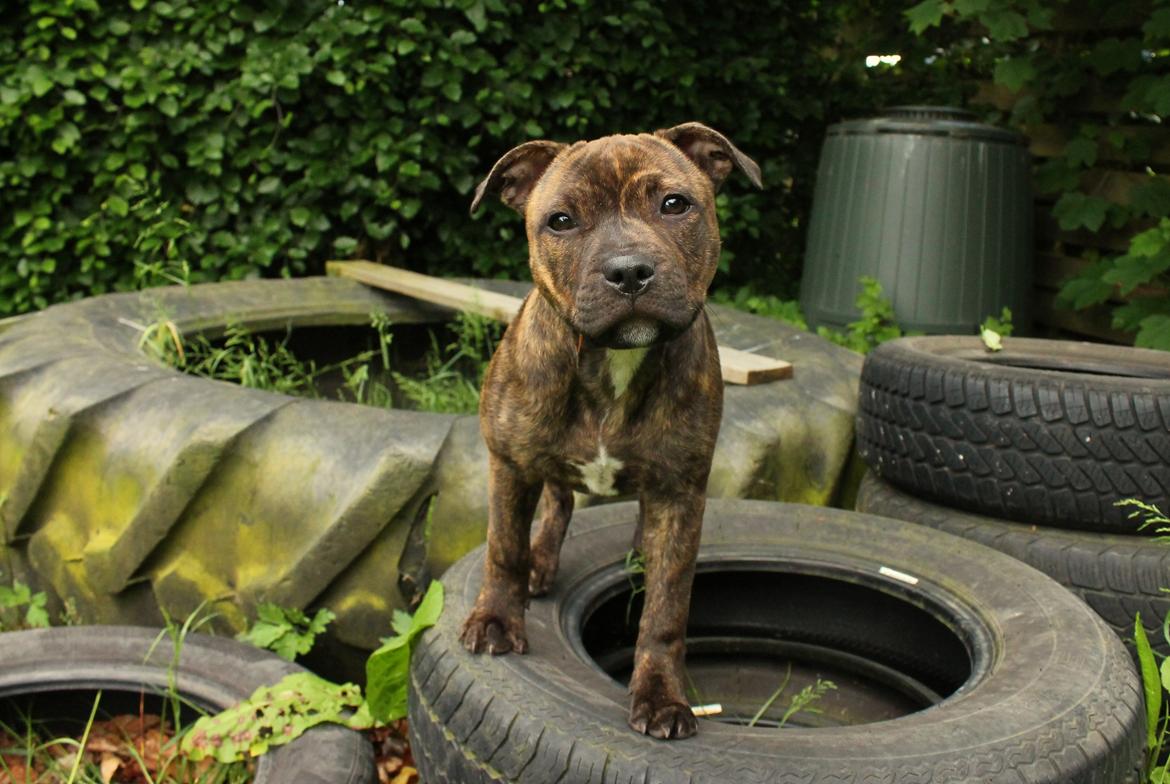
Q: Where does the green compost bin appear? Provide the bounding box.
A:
[800,107,1032,334]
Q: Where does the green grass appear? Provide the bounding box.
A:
[1123,500,1170,783]
[145,310,501,415]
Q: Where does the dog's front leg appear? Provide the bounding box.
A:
[627,490,704,740]
[528,482,574,596]
[461,452,541,655]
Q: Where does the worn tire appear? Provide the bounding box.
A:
[857,471,1170,655]
[0,277,861,652]
[408,499,1143,784]
[858,335,1170,533]
[0,626,374,784]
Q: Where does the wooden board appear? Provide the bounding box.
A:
[327,260,793,386]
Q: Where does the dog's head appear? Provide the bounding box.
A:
[471,123,761,349]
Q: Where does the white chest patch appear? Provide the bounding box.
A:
[606,347,650,398]
[575,445,624,496]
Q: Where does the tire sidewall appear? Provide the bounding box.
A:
[411,499,1142,783]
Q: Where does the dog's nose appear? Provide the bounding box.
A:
[601,256,655,296]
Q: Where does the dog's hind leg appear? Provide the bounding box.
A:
[528,482,574,597]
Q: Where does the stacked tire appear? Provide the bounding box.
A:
[856,335,1170,650]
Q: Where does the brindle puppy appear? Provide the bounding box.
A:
[461,123,761,740]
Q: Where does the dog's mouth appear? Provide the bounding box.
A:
[584,306,701,349]
[566,267,704,349]
[598,317,661,349]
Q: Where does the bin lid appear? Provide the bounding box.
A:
[828,106,1025,145]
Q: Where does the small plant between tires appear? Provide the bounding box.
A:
[1126,499,1170,783]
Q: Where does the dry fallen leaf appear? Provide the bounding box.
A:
[100,752,122,782]
[390,766,418,784]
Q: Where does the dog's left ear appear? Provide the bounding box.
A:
[656,122,763,191]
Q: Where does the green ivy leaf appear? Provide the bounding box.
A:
[980,9,1028,41]
[1102,252,1170,294]
[993,56,1035,92]
[1145,8,1170,38]
[1131,220,1170,257]
[1063,136,1097,169]
[905,0,948,34]
[1146,76,1170,117]
[1129,179,1170,219]
[1087,37,1141,76]
[1052,192,1110,232]
[1056,259,1115,310]
[1112,298,1163,333]
[1136,314,1170,350]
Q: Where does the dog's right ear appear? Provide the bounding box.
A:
[470,140,567,216]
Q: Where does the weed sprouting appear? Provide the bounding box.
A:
[746,667,836,728]
[1123,499,1170,782]
[237,603,336,662]
[623,548,646,627]
[777,677,837,727]
[0,580,50,631]
[143,309,498,415]
[392,311,501,414]
[816,276,913,355]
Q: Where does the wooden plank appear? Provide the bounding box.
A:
[718,346,793,384]
[327,260,523,322]
[327,260,793,385]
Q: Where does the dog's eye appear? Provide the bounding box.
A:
[547,213,577,232]
[660,194,691,215]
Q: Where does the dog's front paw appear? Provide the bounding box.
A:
[460,609,528,655]
[527,555,558,597]
[628,695,697,740]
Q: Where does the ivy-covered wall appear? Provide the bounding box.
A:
[909,0,1170,349]
[0,0,940,316]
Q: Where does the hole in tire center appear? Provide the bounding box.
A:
[160,319,502,411]
[0,687,215,745]
[575,565,976,728]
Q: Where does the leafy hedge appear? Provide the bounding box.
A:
[1,0,930,316]
[909,0,1170,350]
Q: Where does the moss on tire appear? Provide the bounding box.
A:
[0,277,862,659]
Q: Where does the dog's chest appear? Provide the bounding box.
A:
[570,445,625,496]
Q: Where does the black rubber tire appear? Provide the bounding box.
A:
[857,335,1170,534]
[408,499,1143,784]
[0,626,374,784]
[857,471,1170,656]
